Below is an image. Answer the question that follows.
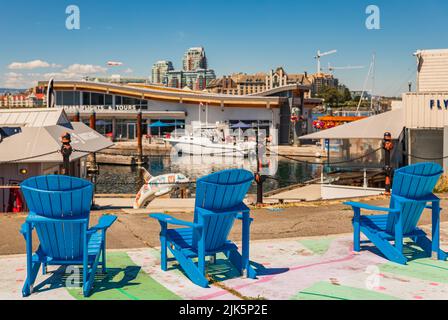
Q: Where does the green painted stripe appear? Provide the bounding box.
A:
[116,288,139,300]
[298,238,333,255]
[380,258,448,283]
[292,281,399,300]
[67,252,182,300]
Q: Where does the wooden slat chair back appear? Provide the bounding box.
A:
[345,162,447,265]
[387,163,443,235]
[193,169,253,252]
[21,175,93,261]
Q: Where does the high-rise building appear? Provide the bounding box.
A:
[153,47,215,90]
[182,47,207,71]
[166,69,216,91]
[310,73,339,95]
[151,60,174,84]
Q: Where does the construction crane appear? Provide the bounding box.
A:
[327,63,365,74]
[314,49,337,73]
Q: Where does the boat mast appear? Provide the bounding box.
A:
[356,53,375,115]
[370,53,376,113]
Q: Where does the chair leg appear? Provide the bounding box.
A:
[353,208,361,252]
[42,263,47,275]
[431,201,443,260]
[160,222,168,271]
[22,224,40,297]
[226,249,243,275]
[169,247,208,288]
[160,238,168,272]
[83,251,101,297]
[226,249,257,279]
[101,238,107,274]
[241,211,256,278]
[394,213,403,254]
[363,227,407,264]
[22,259,41,297]
[198,252,206,276]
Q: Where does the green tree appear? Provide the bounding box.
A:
[343,87,352,102]
[317,86,342,107]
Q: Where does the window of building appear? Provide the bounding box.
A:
[91,93,104,105]
[59,91,81,105]
[115,120,137,140]
[82,92,90,105]
[105,94,113,106]
[95,120,113,136]
[56,91,63,105]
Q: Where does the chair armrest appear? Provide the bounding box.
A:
[392,193,440,203]
[89,215,117,232]
[20,223,28,235]
[197,203,251,216]
[26,213,89,224]
[426,205,443,211]
[344,201,400,214]
[237,213,254,222]
[149,213,202,229]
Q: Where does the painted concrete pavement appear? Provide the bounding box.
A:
[1,234,447,300]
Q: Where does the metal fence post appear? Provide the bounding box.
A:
[255,126,263,205]
[137,111,143,166]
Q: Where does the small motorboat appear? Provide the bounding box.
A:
[133,168,190,209]
[165,135,256,157]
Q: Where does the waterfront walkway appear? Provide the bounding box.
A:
[1,196,447,300]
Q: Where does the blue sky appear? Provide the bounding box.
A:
[1,0,447,96]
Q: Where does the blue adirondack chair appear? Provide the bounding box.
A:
[20,175,117,297]
[150,169,257,287]
[345,162,447,264]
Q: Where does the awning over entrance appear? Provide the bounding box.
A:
[0,122,113,163]
[300,108,405,140]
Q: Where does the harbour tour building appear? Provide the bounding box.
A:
[40,80,320,145]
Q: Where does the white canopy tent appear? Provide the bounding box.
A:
[300,109,405,140]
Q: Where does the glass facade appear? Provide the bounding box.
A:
[57,91,148,110]
[57,91,81,105]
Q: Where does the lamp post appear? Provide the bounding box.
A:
[383,132,394,195]
[60,132,72,176]
[254,123,266,205]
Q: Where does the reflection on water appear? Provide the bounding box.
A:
[96,155,321,195]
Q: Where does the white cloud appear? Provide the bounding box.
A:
[2,72,36,88]
[2,63,108,88]
[62,64,107,75]
[8,60,60,70]
[124,68,133,74]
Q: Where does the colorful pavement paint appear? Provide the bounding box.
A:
[1,232,447,300]
[67,252,181,300]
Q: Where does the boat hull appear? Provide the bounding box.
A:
[166,138,255,157]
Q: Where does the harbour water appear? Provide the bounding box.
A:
[96,155,321,195]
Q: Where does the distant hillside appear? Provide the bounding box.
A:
[0,88,25,94]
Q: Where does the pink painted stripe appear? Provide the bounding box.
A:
[195,251,356,300]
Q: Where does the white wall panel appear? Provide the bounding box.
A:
[404,93,448,128]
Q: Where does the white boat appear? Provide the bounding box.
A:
[165,135,256,157]
[133,168,189,209]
